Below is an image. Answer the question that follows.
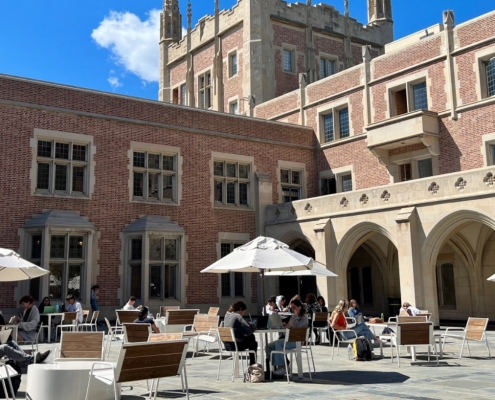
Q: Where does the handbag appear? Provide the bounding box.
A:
[244,363,264,383]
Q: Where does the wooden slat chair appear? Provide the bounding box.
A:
[391,321,438,367]
[115,310,140,325]
[54,331,105,362]
[85,340,190,400]
[104,318,123,357]
[149,333,184,342]
[216,327,257,382]
[441,317,491,359]
[156,306,180,319]
[312,312,330,343]
[78,310,99,332]
[182,315,219,358]
[82,310,90,324]
[330,317,358,359]
[207,307,219,316]
[269,327,313,383]
[55,312,78,341]
[164,309,199,333]
[123,323,152,343]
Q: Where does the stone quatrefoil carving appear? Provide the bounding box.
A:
[484,172,494,187]
[428,182,440,195]
[455,177,467,191]
[274,208,281,218]
[359,194,369,205]
[290,205,296,215]
[381,190,391,202]
[340,197,349,208]
[304,203,312,213]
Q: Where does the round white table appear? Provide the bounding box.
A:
[26,362,121,400]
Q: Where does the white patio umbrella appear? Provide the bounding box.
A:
[265,261,337,295]
[0,248,50,281]
[487,273,495,282]
[201,236,314,307]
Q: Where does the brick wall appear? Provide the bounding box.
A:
[456,11,495,47]
[170,58,187,89]
[0,75,314,308]
[222,26,244,113]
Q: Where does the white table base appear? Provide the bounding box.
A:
[27,362,121,400]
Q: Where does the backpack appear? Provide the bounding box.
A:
[0,361,21,398]
[244,363,264,383]
[352,337,372,361]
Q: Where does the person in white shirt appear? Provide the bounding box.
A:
[65,294,83,323]
[265,296,278,315]
[123,296,137,310]
[403,302,421,316]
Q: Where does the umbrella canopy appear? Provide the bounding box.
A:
[0,248,50,281]
[264,261,337,277]
[488,273,495,282]
[200,236,313,274]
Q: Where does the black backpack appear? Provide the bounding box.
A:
[352,337,372,361]
[0,361,21,398]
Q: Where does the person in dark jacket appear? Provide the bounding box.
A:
[223,301,257,365]
[133,306,160,333]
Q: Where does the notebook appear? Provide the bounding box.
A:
[268,314,284,329]
[43,305,56,314]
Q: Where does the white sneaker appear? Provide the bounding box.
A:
[273,367,286,376]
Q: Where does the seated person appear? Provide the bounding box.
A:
[14,295,40,342]
[348,299,368,325]
[224,301,257,365]
[65,294,84,323]
[330,300,379,352]
[265,296,278,315]
[267,299,308,376]
[276,296,289,312]
[317,296,328,313]
[123,296,137,310]
[348,299,378,345]
[403,302,421,316]
[0,342,49,366]
[133,307,160,333]
[288,295,301,313]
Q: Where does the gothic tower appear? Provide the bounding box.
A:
[367,0,393,43]
[159,0,182,101]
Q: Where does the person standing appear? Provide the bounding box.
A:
[90,285,102,325]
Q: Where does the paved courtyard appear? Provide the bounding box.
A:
[16,328,495,400]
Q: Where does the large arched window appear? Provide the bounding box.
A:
[122,216,184,304]
[20,210,97,304]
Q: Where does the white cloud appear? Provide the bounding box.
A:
[182,27,187,38]
[92,9,161,83]
[108,76,123,89]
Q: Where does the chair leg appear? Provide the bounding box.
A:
[466,340,471,356]
[153,378,160,400]
[1,380,9,400]
[183,364,190,400]
[306,351,313,382]
[181,370,185,392]
[459,338,466,359]
[217,348,222,380]
[269,353,274,381]
[85,374,92,400]
[433,343,439,366]
[284,352,290,384]
[331,335,335,359]
[486,335,491,359]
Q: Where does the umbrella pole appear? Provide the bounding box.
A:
[261,269,267,312]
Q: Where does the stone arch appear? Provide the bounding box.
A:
[278,230,315,252]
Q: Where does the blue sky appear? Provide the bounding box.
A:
[0,1,493,100]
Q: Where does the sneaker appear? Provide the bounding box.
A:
[273,367,286,376]
[35,350,51,364]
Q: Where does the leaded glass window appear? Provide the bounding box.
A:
[230,53,237,77]
[486,57,495,98]
[320,58,335,79]
[35,139,89,196]
[324,113,334,143]
[283,49,293,72]
[417,158,433,179]
[220,242,245,297]
[213,161,251,207]
[339,108,350,139]
[341,174,353,192]
[412,81,428,110]
[180,83,186,105]
[199,71,212,109]
[280,169,303,203]
[132,150,177,203]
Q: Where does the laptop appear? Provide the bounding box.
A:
[268,314,284,329]
[43,305,56,314]
[253,315,269,330]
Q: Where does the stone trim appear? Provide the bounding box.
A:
[30,128,96,200]
[319,165,355,195]
[481,132,495,167]
[127,142,183,206]
[472,44,495,101]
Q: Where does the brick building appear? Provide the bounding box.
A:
[0,3,495,323]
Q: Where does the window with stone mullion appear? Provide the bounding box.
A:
[213,161,250,207]
[148,237,180,300]
[487,57,495,98]
[132,151,176,202]
[281,168,303,202]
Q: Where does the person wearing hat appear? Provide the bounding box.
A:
[90,285,103,325]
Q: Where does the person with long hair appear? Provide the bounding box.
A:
[317,296,328,313]
[267,299,308,376]
[305,293,322,343]
[265,295,278,315]
[38,297,51,314]
[14,295,40,342]
[276,295,288,312]
[133,306,160,333]
[224,301,257,365]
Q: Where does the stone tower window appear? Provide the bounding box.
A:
[486,56,495,98]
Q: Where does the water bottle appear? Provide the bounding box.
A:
[56,303,60,313]
[381,312,384,321]
[347,344,353,360]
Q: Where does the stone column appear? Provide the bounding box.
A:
[299,73,307,126]
[443,10,458,120]
[395,207,425,313]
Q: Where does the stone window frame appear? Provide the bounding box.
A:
[318,52,338,80]
[282,43,297,75]
[216,232,251,307]
[388,151,439,183]
[316,97,353,145]
[30,128,96,200]
[474,45,495,101]
[121,228,185,306]
[228,95,240,115]
[277,160,307,203]
[227,48,239,79]
[386,70,432,119]
[197,69,212,109]
[210,152,256,211]
[171,80,186,106]
[481,132,495,166]
[319,165,355,195]
[127,142,183,206]
[17,216,97,306]
[436,254,457,311]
